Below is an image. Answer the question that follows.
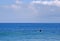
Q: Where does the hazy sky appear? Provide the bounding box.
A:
[0,0,60,23]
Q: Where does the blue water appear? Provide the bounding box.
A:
[0,23,60,41]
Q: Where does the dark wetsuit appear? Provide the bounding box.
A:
[39,30,42,32]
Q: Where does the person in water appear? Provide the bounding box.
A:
[39,30,42,32]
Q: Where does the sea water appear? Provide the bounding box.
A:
[0,23,60,41]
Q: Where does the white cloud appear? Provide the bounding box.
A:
[10,4,21,9]
[28,4,38,15]
[11,0,22,9]
[1,5,21,10]
[15,0,22,4]
[0,0,60,23]
[30,0,60,7]
[1,0,22,9]
[0,0,38,14]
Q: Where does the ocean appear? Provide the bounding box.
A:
[0,23,60,41]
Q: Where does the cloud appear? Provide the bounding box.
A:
[1,0,60,23]
[12,0,22,9]
[28,4,38,15]
[28,0,60,18]
[30,0,60,7]
[0,0,39,20]
[0,0,38,14]
[15,0,22,4]
[1,0,22,9]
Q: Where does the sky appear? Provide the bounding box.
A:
[0,0,60,23]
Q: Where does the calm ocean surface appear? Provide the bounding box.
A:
[0,23,60,41]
